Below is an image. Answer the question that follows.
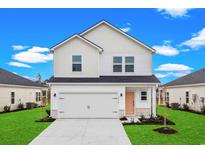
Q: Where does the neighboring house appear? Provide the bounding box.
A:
[160,67,205,112]
[48,20,160,119]
[0,68,49,112]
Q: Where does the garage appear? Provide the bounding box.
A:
[58,92,119,118]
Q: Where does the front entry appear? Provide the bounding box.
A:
[125,92,134,114]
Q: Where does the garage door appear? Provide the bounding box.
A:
[58,92,119,118]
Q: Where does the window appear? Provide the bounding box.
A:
[11,92,15,104]
[141,91,147,101]
[113,56,122,72]
[72,55,82,72]
[36,92,41,102]
[186,91,189,103]
[36,92,38,102]
[39,92,41,101]
[165,92,169,103]
[125,56,134,72]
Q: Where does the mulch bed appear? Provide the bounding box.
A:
[139,115,175,125]
[35,116,56,122]
[120,116,128,121]
[122,115,175,125]
[153,127,177,134]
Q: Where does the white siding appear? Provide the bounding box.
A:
[0,85,43,112]
[135,88,152,109]
[82,23,152,76]
[166,85,205,112]
[53,37,100,78]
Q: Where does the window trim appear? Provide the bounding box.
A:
[186,91,189,103]
[36,92,41,102]
[141,91,147,101]
[11,92,15,104]
[113,56,122,72]
[125,56,134,72]
[72,55,82,72]
[165,92,169,103]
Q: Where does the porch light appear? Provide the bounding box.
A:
[53,93,56,97]
[120,93,123,97]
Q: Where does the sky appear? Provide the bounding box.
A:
[0,8,205,83]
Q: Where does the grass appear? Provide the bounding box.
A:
[124,106,205,145]
[0,106,52,145]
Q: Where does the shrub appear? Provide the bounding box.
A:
[170,103,180,109]
[26,102,38,109]
[201,104,205,114]
[33,103,38,108]
[3,105,11,112]
[183,103,189,111]
[46,109,50,116]
[166,102,170,108]
[18,103,24,110]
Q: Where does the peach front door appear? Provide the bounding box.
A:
[125,92,134,114]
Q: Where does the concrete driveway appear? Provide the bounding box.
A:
[30,119,131,145]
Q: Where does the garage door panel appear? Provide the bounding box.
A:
[58,93,119,118]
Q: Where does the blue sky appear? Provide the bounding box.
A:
[0,8,205,83]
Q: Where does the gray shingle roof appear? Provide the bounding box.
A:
[0,68,47,88]
[48,75,160,83]
[163,67,205,87]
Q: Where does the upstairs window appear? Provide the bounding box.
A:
[113,56,122,72]
[11,92,15,104]
[125,56,134,72]
[72,55,82,72]
[141,91,147,101]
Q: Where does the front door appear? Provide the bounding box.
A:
[125,92,134,114]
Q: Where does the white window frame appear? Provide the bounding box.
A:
[11,92,15,104]
[125,56,134,72]
[72,55,82,72]
[113,56,122,72]
[186,91,189,103]
[141,91,147,101]
[165,92,169,103]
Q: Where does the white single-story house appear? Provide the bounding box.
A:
[48,20,160,119]
[159,67,205,112]
[0,68,49,112]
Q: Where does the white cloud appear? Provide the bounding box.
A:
[12,46,52,63]
[181,28,205,49]
[120,22,132,32]
[12,45,29,50]
[155,71,190,79]
[27,46,49,53]
[22,76,32,80]
[155,73,169,78]
[7,62,32,68]
[152,45,179,56]
[13,52,53,63]
[155,63,193,72]
[157,8,192,18]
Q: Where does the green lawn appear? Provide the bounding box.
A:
[124,106,205,145]
[0,106,52,145]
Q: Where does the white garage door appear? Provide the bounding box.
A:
[58,92,119,118]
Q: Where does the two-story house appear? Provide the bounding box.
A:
[48,20,160,119]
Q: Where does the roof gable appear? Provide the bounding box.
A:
[80,20,155,53]
[50,34,103,52]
